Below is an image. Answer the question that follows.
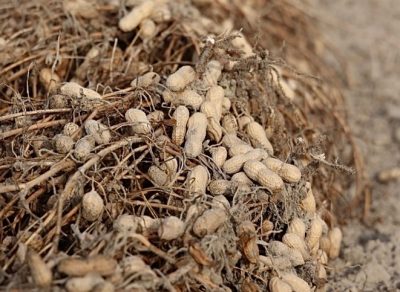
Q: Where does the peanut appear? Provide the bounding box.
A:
[60,82,101,100]
[65,273,104,292]
[39,68,60,93]
[163,89,203,110]
[228,143,254,156]
[172,105,189,145]
[288,218,306,240]
[282,233,309,260]
[125,108,152,135]
[281,273,311,292]
[63,0,98,19]
[205,85,224,120]
[148,165,168,186]
[166,66,196,91]
[184,112,207,158]
[113,214,138,233]
[150,4,171,23]
[131,72,160,88]
[260,256,292,270]
[231,32,254,58]
[222,97,231,113]
[147,110,164,124]
[221,113,238,134]
[237,221,259,263]
[301,182,316,214]
[63,122,82,141]
[223,149,267,174]
[306,216,323,255]
[208,179,231,195]
[328,227,342,259]
[49,94,69,109]
[139,19,156,39]
[193,208,227,237]
[27,250,52,288]
[187,165,209,195]
[119,0,155,32]
[53,134,74,154]
[269,277,292,292]
[262,157,301,183]
[158,216,185,241]
[209,146,227,168]
[82,190,104,222]
[268,241,304,267]
[84,120,111,145]
[58,255,117,276]
[243,160,284,192]
[201,60,222,87]
[74,135,95,160]
[231,172,253,186]
[211,195,231,210]
[246,121,274,155]
[137,216,160,236]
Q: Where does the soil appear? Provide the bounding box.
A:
[311,0,400,290]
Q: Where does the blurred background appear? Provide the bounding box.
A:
[311,0,400,290]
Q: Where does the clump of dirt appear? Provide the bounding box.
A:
[0,0,362,290]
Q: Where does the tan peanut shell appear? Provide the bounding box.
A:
[328,227,342,259]
[222,97,231,113]
[137,216,160,236]
[74,135,95,160]
[231,172,253,186]
[282,233,309,260]
[301,182,316,214]
[221,134,246,149]
[269,277,292,292]
[166,66,196,91]
[147,110,164,124]
[263,157,301,183]
[238,116,253,130]
[202,60,222,87]
[53,134,74,154]
[84,120,111,145]
[39,68,60,93]
[125,108,152,135]
[288,218,306,240]
[229,143,253,157]
[281,273,311,292]
[260,256,292,270]
[205,85,224,119]
[172,105,189,145]
[231,32,254,58]
[223,149,266,174]
[208,179,231,195]
[158,216,185,241]
[150,4,171,23]
[306,216,323,255]
[82,190,104,222]
[246,121,274,155]
[187,165,209,194]
[211,195,231,210]
[193,208,227,237]
[27,250,52,288]
[131,72,160,88]
[176,89,204,110]
[94,281,114,292]
[221,114,238,134]
[60,82,101,100]
[317,249,328,265]
[63,122,81,140]
[268,241,304,267]
[65,273,104,292]
[122,256,148,275]
[184,112,207,158]
[58,255,117,276]
[148,165,168,186]
[243,160,284,192]
[63,0,98,19]
[319,236,331,255]
[237,221,259,264]
[75,47,100,79]
[201,100,219,120]
[210,146,227,168]
[139,19,156,39]
[261,219,274,234]
[119,0,155,32]
[206,117,223,142]
[113,214,138,233]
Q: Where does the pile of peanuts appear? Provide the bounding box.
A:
[25,57,343,291]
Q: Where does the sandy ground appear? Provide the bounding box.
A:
[310,0,400,291]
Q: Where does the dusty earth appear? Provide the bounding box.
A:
[311,0,400,291]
